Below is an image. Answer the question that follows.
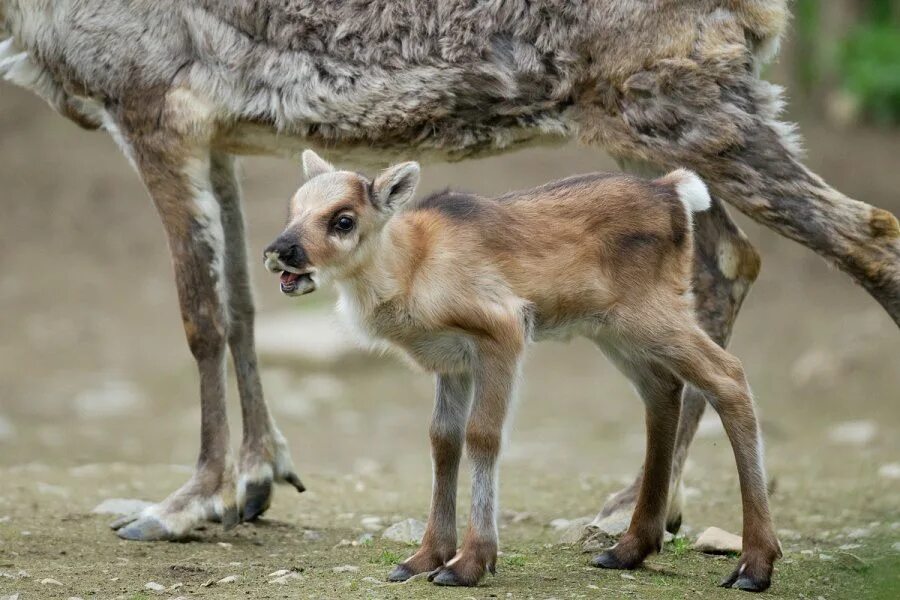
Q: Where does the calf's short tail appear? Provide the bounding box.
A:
[659,168,712,213]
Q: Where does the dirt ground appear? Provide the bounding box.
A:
[1,74,899,600]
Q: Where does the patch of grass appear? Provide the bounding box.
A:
[504,553,527,567]
[667,535,691,557]
[375,549,405,566]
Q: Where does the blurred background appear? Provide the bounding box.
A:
[0,2,898,597]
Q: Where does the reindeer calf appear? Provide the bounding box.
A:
[264,150,780,591]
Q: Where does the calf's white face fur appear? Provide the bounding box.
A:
[264,151,779,588]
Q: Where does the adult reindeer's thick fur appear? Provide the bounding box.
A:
[262,153,778,590]
[1,0,896,587]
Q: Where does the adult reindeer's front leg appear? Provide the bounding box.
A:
[112,125,237,540]
[210,152,304,522]
[388,372,473,582]
[429,338,523,587]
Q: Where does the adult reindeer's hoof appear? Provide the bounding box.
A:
[112,515,175,541]
[111,467,239,541]
[719,554,774,593]
[387,564,417,582]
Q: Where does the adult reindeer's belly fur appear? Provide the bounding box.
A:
[1,1,788,159]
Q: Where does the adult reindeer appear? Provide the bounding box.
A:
[1,0,897,583]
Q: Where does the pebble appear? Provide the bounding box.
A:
[271,572,302,584]
[144,582,165,592]
[41,578,64,586]
[356,532,374,545]
[554,517,592,544]
[91,498,152,516]
[217,541,233,548]
[892,542,900,552]
[845,527,871,539]
[878,463,900,480]
[303,529,323,541]
[217,575,239,584]
[382,518,426,544]
[1,594,19,600]
[693,527,742,554]
[362,576,381,584]
[620,573,637,581]
[268,570,291,578]
[581,509,630,552]
[332,565,359,574]
[360,516,383,532]
[819,553,834,561]
[839,543,862,550]
[827,420,877,445]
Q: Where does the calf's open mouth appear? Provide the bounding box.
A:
[279,270,316,295]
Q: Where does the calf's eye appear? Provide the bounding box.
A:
[335,215,355,232]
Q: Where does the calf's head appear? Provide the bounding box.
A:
[264,150,420,295]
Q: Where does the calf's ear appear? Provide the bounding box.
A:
[302,149,335,180]
[372,162,420,212]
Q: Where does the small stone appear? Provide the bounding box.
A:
[217,541,233,548]
[827,420,876,445]
[382,518,426,544]
[819,553,834,561]
[41,578,64,586]
[0,516,9,523]
[878,463,900,480]
[360,516,383,532]
[332,565,359,574]
[67,597,84,600]
[839,543,862,550]
[356,532,374,545]
[555,517,593,544]
[892,542,900,552]
[271,572,302,584]
[303,529,323,541]
[217,575,239,584]
[581,509,630,552]
[693,527,742,554]
[663,531,674,543]
[144,581,165,592]
[1,594,19,600]
[620,573,637,580]
[362,576,381,584]
[268,570,291,578]
[845,527,871,539]
[91,498,152,516]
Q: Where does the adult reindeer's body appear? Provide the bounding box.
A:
[2,0,896,558]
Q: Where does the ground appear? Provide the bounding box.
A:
[0,81,899,599]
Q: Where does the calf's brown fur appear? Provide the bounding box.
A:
[263,151,780,591]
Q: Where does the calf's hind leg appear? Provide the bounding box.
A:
[651,320,780,592]
[589,160,760,542]
[210,151,304,522]
[590,349,684,569]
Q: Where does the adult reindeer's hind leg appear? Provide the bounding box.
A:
[210,151,304,522]
[577,15,900,324]
[585,160,760,547]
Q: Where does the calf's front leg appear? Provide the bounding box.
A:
[388,372,473,581]
[429,343,521,587]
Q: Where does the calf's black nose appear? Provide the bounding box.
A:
[264,236,307,267]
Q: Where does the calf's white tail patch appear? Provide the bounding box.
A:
[669,168,711,213]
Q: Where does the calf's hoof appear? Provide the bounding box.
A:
[719,554,774,593]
